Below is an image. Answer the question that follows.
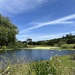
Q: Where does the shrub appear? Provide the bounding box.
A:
[54,44,58,47]
[2,46,7,50]
[58,40,67,47]
[73,45,75,49]
[60,44,68,49]
[60,44,75,49]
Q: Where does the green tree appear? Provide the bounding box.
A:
[58,40,67,47]
[0,14,18,47]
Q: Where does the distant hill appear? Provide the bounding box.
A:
[32,33,75,46]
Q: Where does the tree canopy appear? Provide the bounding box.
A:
[0,14,18,47]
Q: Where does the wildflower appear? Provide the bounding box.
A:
[7,66,10,69]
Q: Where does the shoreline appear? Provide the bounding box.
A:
[5,55,75,75]
[22,47,60,50]
[19,46,75,50]
[0,46,75,52]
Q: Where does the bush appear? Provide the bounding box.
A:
[60,44,75,49]
[58,40,67,47]
[60,44,68,49]
[54,44,58,47]
[73,45,75,49]
[2,46,7,50]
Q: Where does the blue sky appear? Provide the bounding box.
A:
[0,0,75,41]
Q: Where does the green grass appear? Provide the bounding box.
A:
[9,61,57,75]
[50,55,75,75]
[1,55,74,75]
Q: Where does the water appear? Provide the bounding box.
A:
[0,49,75,64]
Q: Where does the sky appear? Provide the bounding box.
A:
[0,0,75,41]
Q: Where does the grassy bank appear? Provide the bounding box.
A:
[23,44,75,50]
[0,45,75,52]
[23,46,60,50]
[23,47,75,50]
[1,55,74,75]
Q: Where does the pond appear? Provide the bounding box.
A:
[0,49,75,64]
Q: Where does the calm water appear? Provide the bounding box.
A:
[0,49,75,64]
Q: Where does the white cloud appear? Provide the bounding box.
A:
[0,0,47,15]
[17,31,75,41]
[39,31,75,40]
[20,14,75,33]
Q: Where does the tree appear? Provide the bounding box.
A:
[58,40,67,47]
[0,14,18,47]
[26,38,32,45]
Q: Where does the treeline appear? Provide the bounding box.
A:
[22,33,75,47]
[33,33,75,46]
[26,33,75,49]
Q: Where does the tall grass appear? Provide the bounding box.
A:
[0,50,75,75]
[0,50,58,75]
[10,55,75,75]
[9,61,58,75]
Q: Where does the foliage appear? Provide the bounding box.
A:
[30,61,57,75]
[15,41,27,49]
[26,38,32,45]
[60,44,68,49]
[0,14,18,47]
[10,61,58,75]
[60,44,75,49]
[31,33,75,47]
[53,44,58,47]
[58,40,67,47]
[73,45,75,49]
[2,46,7,50]
[7,41,28,49]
